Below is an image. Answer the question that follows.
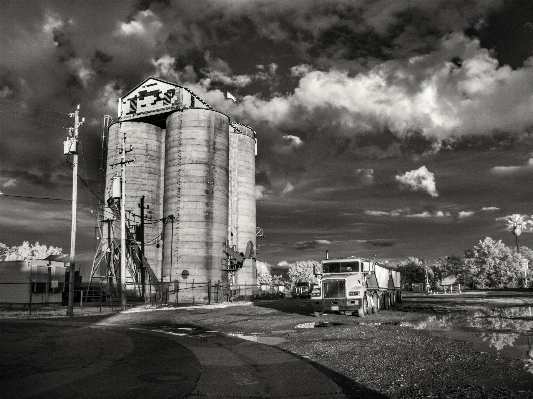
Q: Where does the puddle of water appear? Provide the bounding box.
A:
[400,305,533,372]
[295,323,315,329]
[226,332,286,345]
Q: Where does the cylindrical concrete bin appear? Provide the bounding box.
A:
[229,123,257,287]
[105,121,165,282]
[163,108,229,288]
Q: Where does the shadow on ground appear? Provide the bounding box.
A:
[252,298,315,316]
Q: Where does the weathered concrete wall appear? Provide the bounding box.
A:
[163,109,229,288]
[106,122,164,280]
[229,123,257,286]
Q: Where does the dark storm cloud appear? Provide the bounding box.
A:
[366,240,395,248]
[469,0,533,68]
[2,0,533,269]
[293,240,331,251]
[52,24,77,62]
[0,169,60,189]
[91,50,114,75]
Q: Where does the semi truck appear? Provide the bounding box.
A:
[311,256,401,317]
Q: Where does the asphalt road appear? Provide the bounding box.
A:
[0,315,349,399]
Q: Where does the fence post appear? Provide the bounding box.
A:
[80,290,83,308]
[208,280,211,305]
[28,278,33,316]
[99,283,102,313]
[192,279,195,306]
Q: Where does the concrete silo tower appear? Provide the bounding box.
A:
[105,121,164,280]
[163,108,230,285]
[229,123,257,286]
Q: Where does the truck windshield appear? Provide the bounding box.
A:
[323,261,359,273]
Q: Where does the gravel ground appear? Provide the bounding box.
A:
[3,291,533,398]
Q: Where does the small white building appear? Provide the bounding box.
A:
[0,260,67,306]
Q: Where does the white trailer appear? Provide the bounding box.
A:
[311,257,401,317]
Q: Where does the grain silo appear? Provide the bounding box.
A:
[163,108,230,285]
[229,123,257,286]
[94,76,258,302]
[105,121,164,281]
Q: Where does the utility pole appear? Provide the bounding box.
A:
[117,132,134,311]
[139,196,146,297]
[65,105,84,317]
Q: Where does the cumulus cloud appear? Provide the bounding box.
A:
[491,158,533,174]
[281,134,304,151]
[282,182,294,195]
[406,211,451,218]
[115,10,163,43]
[366,208,452,218]
[481,207,500,211]
[2,179,17,188]
[365,210,391,217]
[255,185,269,200]
[458,211,475,218]
[365,208,410,217]
[395,166,438,197]
[355,169,374,185]
[228,32,533,151]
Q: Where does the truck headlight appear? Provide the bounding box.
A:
[349,291,360,296]
[311,292,321,297]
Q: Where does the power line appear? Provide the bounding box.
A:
[0,97,69,115]
[0,193,71,201]
[0,102,71,123]
[0,108,70,129]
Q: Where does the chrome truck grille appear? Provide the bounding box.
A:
[322,279,345,298]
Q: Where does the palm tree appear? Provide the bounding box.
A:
[506,214,528,252]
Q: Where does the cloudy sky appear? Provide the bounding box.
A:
[2,0,533,277]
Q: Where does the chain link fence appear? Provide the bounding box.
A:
[0,279,261,315]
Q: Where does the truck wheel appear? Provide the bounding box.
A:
[358,298,367,317]
[397,290,403,303]
[372,293,379,313]
[384,292,390,309]
[365,296,372,314]
[391,291,396,307]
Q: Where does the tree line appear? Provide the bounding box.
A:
[0,241,63,261]
[257,235,531,291]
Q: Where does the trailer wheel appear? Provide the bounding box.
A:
[372,293,379,313]
[391,290,396,307]
[397,290,403,303]
[384,292,390,309]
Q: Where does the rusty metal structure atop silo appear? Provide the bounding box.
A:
[90,77,257,302]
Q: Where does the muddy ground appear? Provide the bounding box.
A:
[2,290,533,398]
